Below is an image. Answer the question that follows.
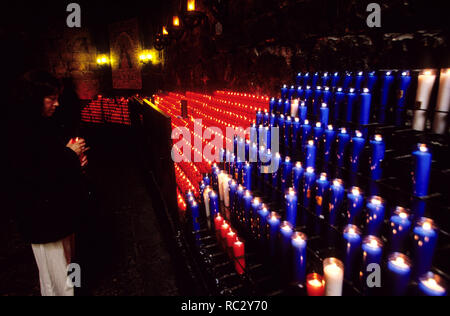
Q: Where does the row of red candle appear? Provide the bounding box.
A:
[214,90,270,109]
[213,213,246,275]
[177,188,187,212]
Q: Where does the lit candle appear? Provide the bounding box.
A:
[412,144,432,198]
[322,72,330,87]
[361,236,383,287]
[347,187,364,224]
[296,73,304,87]
[365,196,385,236]
[284,117,292,153]
[292,232,308,284]
[389,207,412,252]
[203,186,212,228]
[333,88,346,122]
[236,185,245,221]
[242,162,252,191]
[226,230,237,258]
[305,140,317,170]
[343,225,362,280]
[256,110,263,126]
[367,71,378,91]
[281,84,288,99]
[283,100,291,117]
[191,201,201,232]
[303,73,311,87]
[288,85,296,100]
[323,86,332,104]
[395,71,412,126]
[299,101,308,123]
[291,99,300,118]
[313,122,324,144]
[359,88,372,125]
[379,71,395,123]
[355,71,364,91]
[280,221,294,258]
[346,88,358,123]
[265,126,271,150]
[337,128,351,168]
[320,103,330,127]
[369,134,385,180]
[203,175,211,186]
[209,190,220,220]
[269,98,277,114]
[268,212,281,258]
[233,239,246,275]
[387,253,412,296]
[276,99,283,115]
[271,153,282,191]
[432,68,450,134]
[313,86,323,117]
[324,125,336,165]
[251,197,262,232]
[323,258,344,296]
[329,179,344,226]
[285,188,298,227]
[304,86,313,102]
[303,167,316,210]
[292,118,301,155]
[215,213,224,240]
[220,222,231,247]
[243,190,253,227]
[315,173,330,218]
[306,273,325,296]
[331,72,340,88]
[297,86,305,100]
[413,70,437,131]
[281,157,293,194]
[350,130,366,173]
[418,272,447,296]
[270,113,277,127]
[312,72,320,87]
[293,162,304,191]
[301,120,312,148]
[229,180,238,214]
[343,72,353,90]
[413,218,438,278]
[257,205,270,243]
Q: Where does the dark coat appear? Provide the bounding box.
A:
[7,117,86,244]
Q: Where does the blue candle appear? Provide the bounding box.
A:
[379,71,395,123]
[322,72,330,86]
[367,71,378,91]
[329,179,344,226]
[337,128,351,168]
[296,73,303,86]
[343,72,353,90]
[370,134,385,180]
[263,111,270,126]
[243,190,253,226]
[301,120,312,148]
[250,143,258,163]
[303,167,316,210]
[389,207,412,252]
[324,125,336,165]
[305,140,317,169]
[303,73,310,87]
[355,71,364,91]
[190,200,201,232]
[331,72,340,88]
[280,221,294,258]
[292,118,301,152]
[243,162,252,191]
[313,122,324,144]
[346,88,358,122]
[333,88,346,122]
[315,173,330,218]
[284,117,292,152]
[281,84,288,99]
[343,225,362,280]
[209,190,220,219]
[413,144,432,198]
[270,97,277,114]
[347,187,364,224]
[299,102,308,123]
[212,167,220,192]
[418,273,447,296]
[257,125,265,148]
[285,187,298,227]
[251,197,262,233]
[351,130,366,173]
[297,86,305,100]
[359,88,372,125]
[268,212,281,257]
[257,204,270,243]
[288,85,296,100]
[365,196,385,236]
[229,180,238,213]
[265,127,271,150]
[277,99,283,114]
[304,86,313,102]
[281,157,293,194]
[387,253,412,296]
[284,100,291,116]
[312,72,320,87]
[270,113,277,127]
[292,232,308,284]
[203,175,211,186]
[361,236,384,285]
[293,162,304,191]
[271,153,282,190]
[413,218,438,279]
[256,111,263,126]
[313,86,323,116]
[395,71,412,126]
[320,103,330,127]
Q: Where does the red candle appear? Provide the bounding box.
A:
[226,230,237,258]
[306,273,325,296]
[214,214,224,231]
[233,239,246,275]
[221,222,230,244]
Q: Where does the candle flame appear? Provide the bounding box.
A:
[419,144,428,152]
[352,187,361,196]
[423,222,432,231]
[316,122,322,128]
[320,173,327,181]
[374,134,383,142]
[423,70,433,76]
[304,120,309,125]
[308,278,324,288]
[356,131,363,138]
[306,167,315,173]
[321,103,327,108]
[308,140,315,146]
[371,196,382,206]
[296,162,302,168]
[333,179,343,187]
[328,125,333,131]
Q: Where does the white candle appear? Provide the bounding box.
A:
[323,258,344,296]
[413,70,437,131]
[218,171,226,201]
[291,99,300,118]
[223,175,232,207]
[203,186,212,228]
[432,69,450,134]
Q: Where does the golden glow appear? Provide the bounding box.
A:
[187,0,196,11]
[419,144,428,153]
[163,26,169,36]
[96,55,110,65]
[423,222,432,231]
[139,49,160,65]
[173,16,180,27]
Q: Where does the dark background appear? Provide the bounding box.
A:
[1,0,449,99]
